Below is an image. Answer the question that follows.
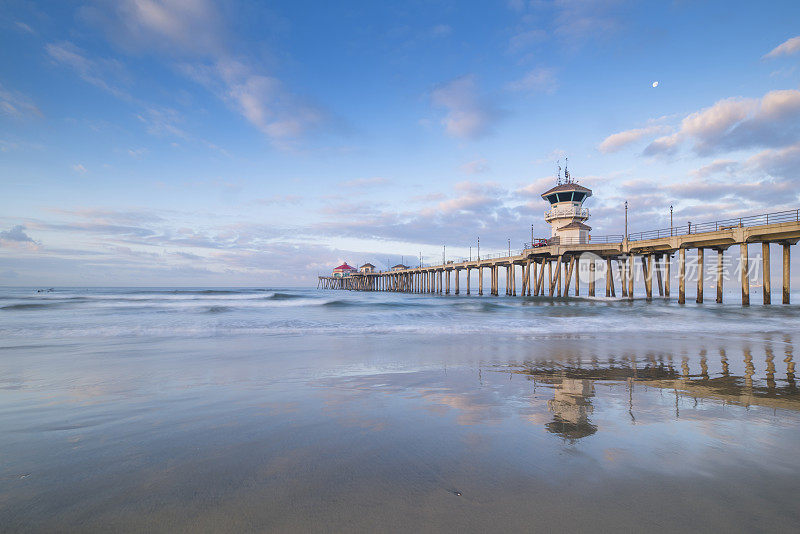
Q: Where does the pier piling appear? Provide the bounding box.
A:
[696,248,704,304]
[783,243,791,304]
[716,249,724,303]
[679,249,686,304]
[627,255,634,299]
[762,242,770,305]
[741,243,750,306]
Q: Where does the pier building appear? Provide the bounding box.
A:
[332,262,356,277]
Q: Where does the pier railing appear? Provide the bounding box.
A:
[627,208,800,241]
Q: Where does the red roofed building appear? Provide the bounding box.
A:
[332,262,357,277]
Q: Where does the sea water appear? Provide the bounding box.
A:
[1,287,799,531]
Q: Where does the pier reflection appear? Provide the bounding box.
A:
[509,337,799,441]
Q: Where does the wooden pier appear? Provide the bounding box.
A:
[318,208,800,306]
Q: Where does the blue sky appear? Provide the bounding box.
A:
[1,0,800,286]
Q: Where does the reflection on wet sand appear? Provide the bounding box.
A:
[501,335,799,440]
[3,331,800,532]
[544,378,597,440]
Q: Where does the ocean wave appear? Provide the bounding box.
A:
[267,292,302,300]
[205,306,232,313]
[1,302,68,311]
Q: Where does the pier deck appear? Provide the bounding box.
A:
[319,208,800,306]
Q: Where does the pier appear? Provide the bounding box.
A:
[319,207,799,306]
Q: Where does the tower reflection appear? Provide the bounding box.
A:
[545,377,597,440]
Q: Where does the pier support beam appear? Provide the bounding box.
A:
[557,256,563,297]
[679,249,686,304]
[455,269,460,295]
[536,259,545,296]
[627,255,634,299]
[606,257,613,297]
[512,264,517,296]
[588,259,595,297]
[564,256,575,295]
[479,266,483,296]
[716,249,724,303]
[656,255,664,297]
[696,248,704,304]
[665,253,671,298]
[740,243,750,306]
[527,259,532,296]
[762,242,770,305]
[620,260,627,298]
[446,270,450,295]
[574,256,580,296]
[645,254,653,301]
[783,243,791,305]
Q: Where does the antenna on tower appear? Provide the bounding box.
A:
[564,157,571,184]
[556,160,562,185]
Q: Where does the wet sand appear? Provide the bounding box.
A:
[2,329,799,532]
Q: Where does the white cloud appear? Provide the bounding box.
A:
[430,75,501,139]
[0,83,42,118]
[0,225,35,243]
[15,21,35,34]
[598,124,670,153]
[46,42,131,101]
[83,0,326,144]
[136,106,187,138]
[507,68,557,94]
[72,164,88,174]
[763,36,800,59]
[744,142,800,181]
[460,159,489,175]
[644,89,800,156]
[508,29,546,53]
[87,0,224,57]
[690,159,738,179]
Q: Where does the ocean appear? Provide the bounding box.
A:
[2,287,800,532]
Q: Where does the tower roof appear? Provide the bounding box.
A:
[541,183,592,198]
[557,221,592,231]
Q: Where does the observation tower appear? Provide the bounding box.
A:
[541,161,592,244]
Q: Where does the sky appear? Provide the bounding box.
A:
[1,0,800,286]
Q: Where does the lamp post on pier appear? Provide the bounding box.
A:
[624,201,628,242]
[477,237,480,261]
[670,205,674,237]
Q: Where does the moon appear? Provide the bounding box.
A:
[652,81,659,88]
